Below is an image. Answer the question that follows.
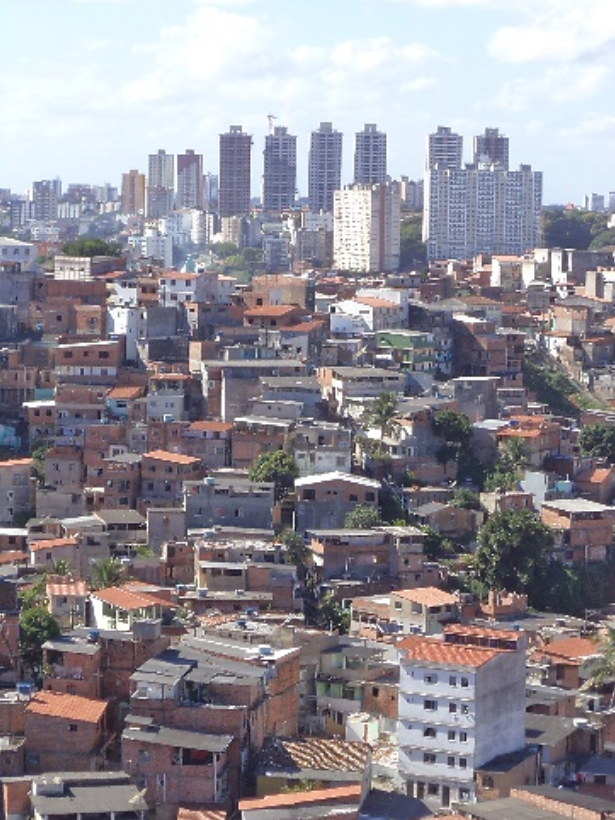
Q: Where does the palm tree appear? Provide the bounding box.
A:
[90,557,124,591]
[504,436,527,471]
[51,559,71,576]
[361,392,399,447]
[582,629,615,706]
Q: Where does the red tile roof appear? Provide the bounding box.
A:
[47,578,88,597]
[353,296,398,309]
[26,691,107,723]
[107,386,143,399]
[0,551,27,565]
[244,305,299,317]
[399,635,502,668]
[393,587,457,607]
[92,585,178,612]
[178,811,226,820]
[239,784,362,811]
[143,449,201,465]
[541,636,601,661]
[188,421,233,433]
[30,538,78,553]
[0,458,32,468]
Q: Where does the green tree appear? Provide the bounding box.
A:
[503,436,526,471]
[51,559,71,576]
[420,526,455,560]
[451,488,481,510]
[580,423,615,463]
[212,241,239,259]
[583,629,615,697]
[432,409,472,467]
[361,392,399,446]
[19,607,60,679]
[399,213,427,269]
[483,453,519,492]
[19,574,48,610]
[278,528,309,579]
[91,557,124,590]
[344,505,382,530]
[61,237,122,257]
[248,451,299,499]
[475,509,553,596]
[317,594,351,633]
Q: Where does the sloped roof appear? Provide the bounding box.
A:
[399,635,502,668]
[26,691,107,723]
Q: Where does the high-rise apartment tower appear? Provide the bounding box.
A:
[473,127,509,169]
[219,126,252,218]
[354,124,387,185]
[308,122,342,213]
[262,126,297,213]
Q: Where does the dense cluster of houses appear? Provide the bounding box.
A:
[2,237,615,819]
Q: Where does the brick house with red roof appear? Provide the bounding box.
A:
[24,691,109,773]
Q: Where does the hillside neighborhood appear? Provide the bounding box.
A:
[2,228,615,820]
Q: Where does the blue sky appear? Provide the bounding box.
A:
[2,0,614,204]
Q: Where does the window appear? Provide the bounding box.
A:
[427,783,439,795]
[423,753,436,764]
[424,674,437,684]
[365,492,375,502]
[449,675,457,687]
[372,687,379,697]
[447,756,456,767]
[461,677,469,687]
[460,788,470,801]
[424,699,437,711]
[423,727,436,738]
[459,758,467,769]
[460,732,468,742]
[449,703,457,713]
[69,724,78,732]
[303,488,316,500]
[448,730,456,740]
[139,750,150,765]
[483,775,494,789]
[461,704,469,714]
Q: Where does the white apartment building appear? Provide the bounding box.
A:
[127,227,173,268]
[0,238,36,271]
[397,625,526,806]
[333,182,401,273]
[423,163,542,261]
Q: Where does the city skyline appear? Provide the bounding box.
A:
[2,0,614,204]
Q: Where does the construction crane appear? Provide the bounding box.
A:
[267,113,278,134]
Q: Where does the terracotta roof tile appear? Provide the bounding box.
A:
[393,587,457,607]
[92,585,178,612]
[143,449,201,465]
[353,296,398,309]
[244,305,298,317]
[541,636,601,661]
[188,421,233,433]
[26,691,107,723]
[257,736,370,775]
[178,810,227,820]
[239,784,362,811]
[30,538,78,553]
[399,635,502,668]
[46,578,88,597]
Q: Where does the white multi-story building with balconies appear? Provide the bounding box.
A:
[397,624,526,806]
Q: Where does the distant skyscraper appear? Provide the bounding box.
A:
[262,126,297,212]
[219,126,252,218]
[148,149,174,189]
[308,122,342,213]
[121,169,146,215]
[203,172,219,211]
[177,149,204,209]
[333,182,401,272]
[426,126,463,170]
[353,124,387,185]
[147,149,174,218]
[473,127,509,169]
[32,180,59,221]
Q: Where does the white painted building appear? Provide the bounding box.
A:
[0,238,36,271]
[423,162,542,261]
[127,227,173,267]
[333,182,401,273]
[397,625,526,806]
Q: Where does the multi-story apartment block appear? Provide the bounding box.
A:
[426,126,463,171]
[354,124,387,185]
[262,126,297,213]
[423,161,542,261]
[333,181,401,273]
[0,458,33,525]
[397,625,527,805]
[541,498,615,564]
[308,122,342,213]
[146,148,175,218]
[219,126,252,218]
[473,127,509,169]
[120,169,146,215]
[176,148,204,209]
[32,180,59,221]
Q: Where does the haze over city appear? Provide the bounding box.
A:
[3,0,614,203]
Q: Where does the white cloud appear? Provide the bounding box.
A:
[488,0,615,63]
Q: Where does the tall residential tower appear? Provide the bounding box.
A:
[262,126,297,213]
[354,123,387,185]
[308,122,342,213]
[219,126,252,218]
[176,149,204,210]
